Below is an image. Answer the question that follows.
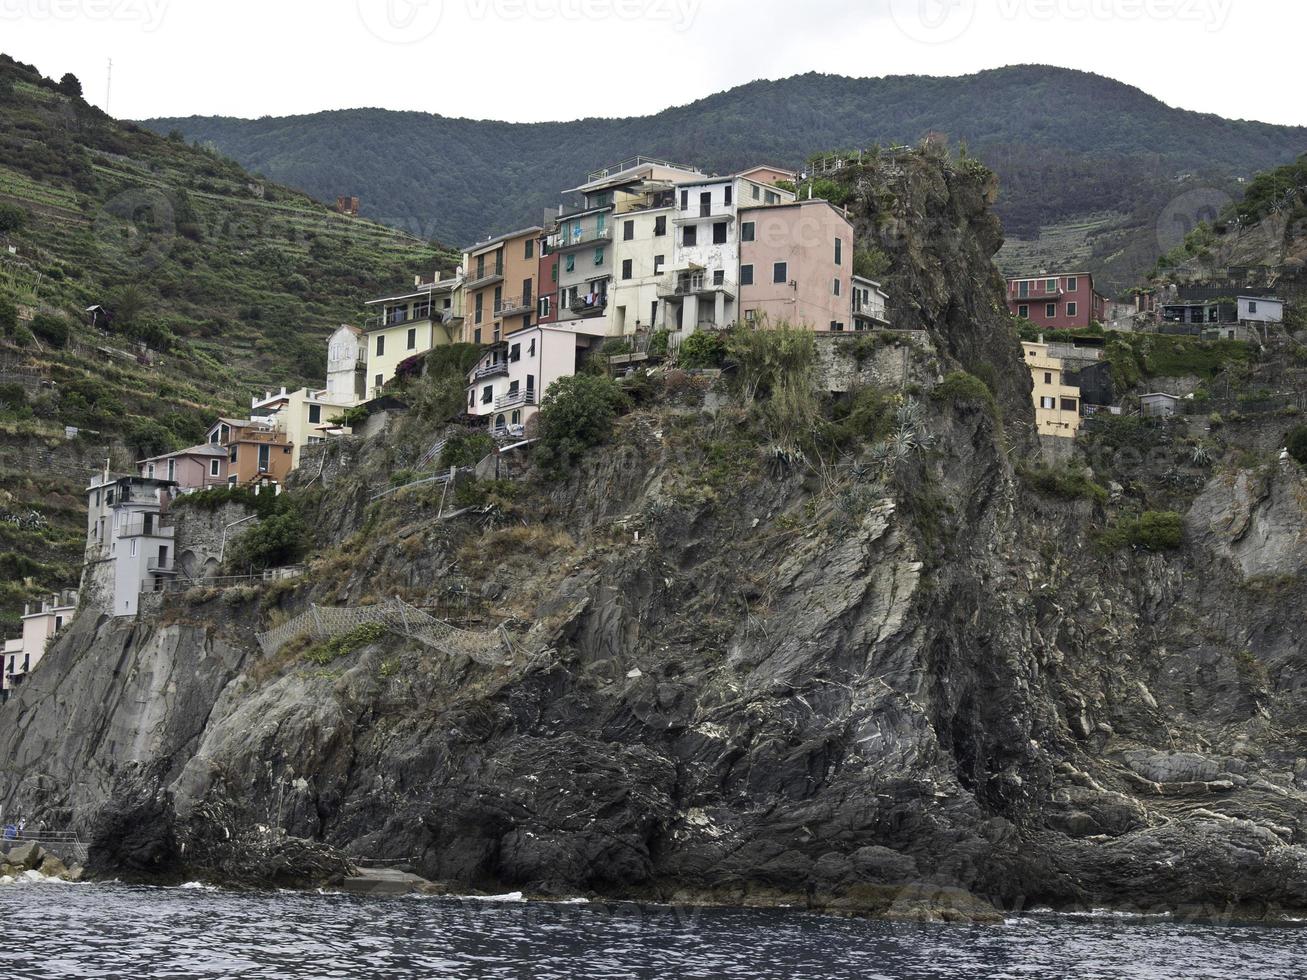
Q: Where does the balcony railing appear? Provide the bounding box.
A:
[657,274,735,299]
[494,389,536,410]
[496,295,532,317]
[118,517,175,538]
[473,361,509,380]
[146,557,176,573]
[564,294,608,316]
[465,264,505,288]
[557,226,612,250]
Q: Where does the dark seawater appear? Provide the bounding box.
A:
[2,879,1304,979]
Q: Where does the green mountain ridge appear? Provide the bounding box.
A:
[144,65,1307,290]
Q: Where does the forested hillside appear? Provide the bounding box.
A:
[146,65,1307,290]
[0,53,448,630]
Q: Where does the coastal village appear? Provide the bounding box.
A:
[0,151,1297,698]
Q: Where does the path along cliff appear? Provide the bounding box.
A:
[2,146,1306,920]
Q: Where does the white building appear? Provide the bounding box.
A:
[851,276,890,329]
[661,173,795,333]
[251,386,357,469]
[325,323,367,404]
[1239,296,1284,324]
[83,473,178,617]
[1,590,77,698]
[465,324,604,437]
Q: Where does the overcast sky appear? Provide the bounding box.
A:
[3,0,1303,126]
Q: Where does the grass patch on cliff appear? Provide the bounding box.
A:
[933,370,997,415]
[1096,510,1184,552]
[303,621,389,665]
[1018,462,1108,504]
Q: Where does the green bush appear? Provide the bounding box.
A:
[933,371,996,412]
[304,622,388,665]
[677,331,725,369]
[534,374,628,478]
[1099,510,1184,552]
[226,507,309,571]
[440,429,495,469]
[648,329,670,357]
[1018,463,1108,504]
[0,296,19,336]
[28,316,70,350]
[0,203,26,233]
[1286,426,1307,466]
[0,382,25,411]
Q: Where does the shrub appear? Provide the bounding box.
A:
[29,312,70,348]
[648,329,670,357]
[534,374,628,477]
[304,622,388,665]
[226,506,309,571]
[0,382,24,411]
[1099,510,1184,552]
[440,429,495,469]
[677,330,725,369]
[0,296,17,335]
[1286,425,1307,466]
[0,203,26,233]
[1018,463,1108,504]
[933,371,995,412]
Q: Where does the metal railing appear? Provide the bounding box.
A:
[117,516,174,538]
[369,469,454,502]
[494,389,535,410]
[658,273,735,298]
[558,226,612,249]
[161,566,307,593]
[473,361,509,380]
[464,264,505,287]
[7,830,87,864]
[146,557,175,573]
[254,597,514,666]
[586,155,700,182]
[496,295,531,316]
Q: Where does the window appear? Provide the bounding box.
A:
[724,185,732,206]
[680,190,689,211]
[147,463,155,478]
[713,222,727,244]
[229,445,238,463]
[830,321,845,332]
[475,255,485,279]
[765,191,779,205]
[523,278,532,305]
[623,220,634,241]
[309,404,321,424]
[773,262,788,284]
[1248,300,1258,313]
[622,259,633,280]
[376,335,385,356]
[1018,280,1029,298]
[209,459,220,477]
[538,295,551,319]
[511,410,521,426]
[1067,276,1078,291]
[752,185,760,200]
[740,264,754,286]
[1046,303,1057,318]
[596,212,606,234]
[525,238,534,259]
[475,293,484,324]
[1017,304,1029,318]
[594,247,604,266]
[1046,279,1058,292]
[654,215,667,236]
[653,254,665,275]
[167,460,175,481]
[741,221,755,242]
[473,328,481,345]
[744,309,757,323]
[493,285,502,313]
[683,226,697,247]
[565,254,575,273]
[510,343,521,363]
[1044,372,1052,384]
[528,339,536,356]
[481,386,493,404]
[507,380,519,396]
[1040,396,1056,409]
[1061,398,1078,412]
[835,237,843,265]
[130,539,137,558]
[833,278,841,297]
[1066,302,1077,317]
[526,373,535,392]
[407,327,417,349]
[699,191,711,216]
[712,269,724,286]
[258,444,270,472]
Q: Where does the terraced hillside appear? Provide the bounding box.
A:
[0,53,451,630]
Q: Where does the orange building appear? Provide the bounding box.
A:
[204,417,294,488]
[461,226,542,345]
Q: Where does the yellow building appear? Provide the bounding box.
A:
[362,275,464,398]
[251,386,358,469]
[1022,339,1081,438]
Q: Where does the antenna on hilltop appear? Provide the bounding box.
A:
[105,58,113,116]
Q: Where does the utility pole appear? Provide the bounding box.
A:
[105,58,113,116]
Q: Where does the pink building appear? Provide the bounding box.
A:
[1006,273,1107,330]
[138,443,229,491]
[738,199,854,331]
[2,590,76,699]
[465,324,603,437]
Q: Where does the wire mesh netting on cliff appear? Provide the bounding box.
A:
[255,598,515,666]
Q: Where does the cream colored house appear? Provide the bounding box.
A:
[1022,339,1081,438]
[362,274,464,398]
[326,324,367,404]
[251,386,359,469]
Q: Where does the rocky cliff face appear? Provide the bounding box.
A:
[3,149,1306,919]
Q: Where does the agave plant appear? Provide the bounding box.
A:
[1190,443,1213,467]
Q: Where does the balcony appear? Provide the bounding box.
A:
[495,389,536,410]
[146,557,177,574]
[465,264,505,290]
[496,295,532,318]
[118,517,175,539]
[563,294,608,318]
[658,273,736,299]
[474,360,509,381]
[673,210,734,225]
[555,226,612,251]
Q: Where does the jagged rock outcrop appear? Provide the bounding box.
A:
[3,149,1306,919]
